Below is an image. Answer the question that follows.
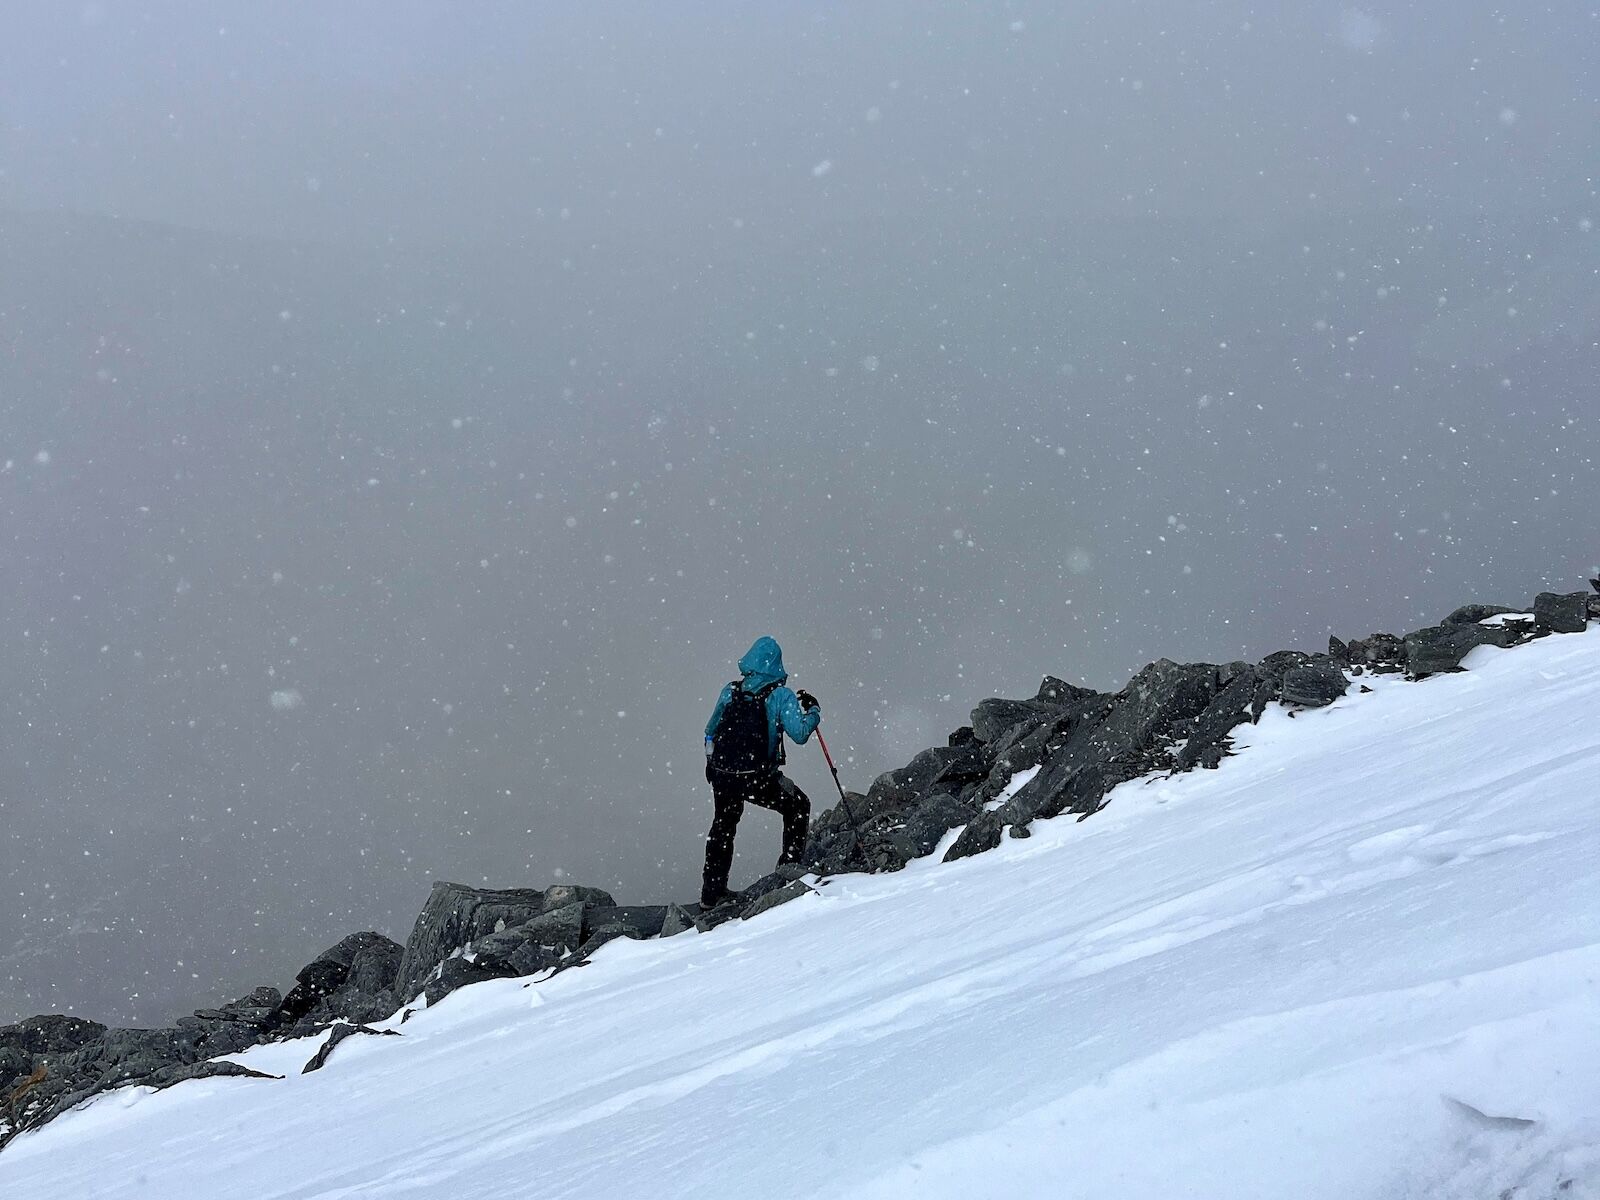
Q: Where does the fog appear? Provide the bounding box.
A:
[2,3,1595,1025]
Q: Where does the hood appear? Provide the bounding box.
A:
[738,636,788,691]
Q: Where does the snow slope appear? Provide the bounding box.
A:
[4,629,1599,1199]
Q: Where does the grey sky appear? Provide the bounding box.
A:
[3,3,1596,1025]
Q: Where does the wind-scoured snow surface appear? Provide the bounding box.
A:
[5,630,1599,1199]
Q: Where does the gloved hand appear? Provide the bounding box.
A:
[796,688,820,713]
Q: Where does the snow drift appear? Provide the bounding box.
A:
[2,628,1599,1199]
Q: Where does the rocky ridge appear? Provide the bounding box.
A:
[3,583,1595,1148]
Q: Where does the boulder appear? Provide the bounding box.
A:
[1174,667,1259,771]
[741,880,813,920]
[902,792,976,858]
[1037,676,1098,706]
[1089,659,1219,757]
[276,932,399,1025]
[345,940,403,997]
[1534,591,1589,635]
[738,866,810,909]
[1444,603,1519,625]
[395,883,549,1001]
[1346,633,1406,673]
[423,956,511,1007]
[1404,622,1517,678]
[859,745,986,823]
[0,1046,32,1091]
[0,1016,108,1057]
[807,829,863,876]
[541,884,617,913]
[1256,650,1320,686]
[468,901,588,974]
[583,905,667,941]
[523,901,588,952]
[998,659,1216,828]
[970,697,1059,745]
[859,821,921,873]
[943,810,1005,862]
[1279,663,1349,708]
[659,904,697,938]
[506,941,567,977]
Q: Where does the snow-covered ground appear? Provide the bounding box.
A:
[4,629,1599,1199]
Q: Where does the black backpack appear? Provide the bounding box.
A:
[708,680,779,775]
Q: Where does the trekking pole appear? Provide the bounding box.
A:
[815,728,847,802]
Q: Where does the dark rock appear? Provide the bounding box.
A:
[0,1046,32,1090]
[1004,659,1214,828]
[224,986,283,1014]
[1404,622,1517,678]
[1037,675,1097,706]
[970,697,1057,745]
[191,1005,274,1028]
[816,790,871,833]
[930,743,992,789]
[1214,660,1247,687]
[301,1024,401,1074]
[947,725,977,747]
[468,901,588,974]
[857,772,918,824]
[738,865,810,908]
[583,905,668,941]
[423,956,512,1007]
[861,746,986,822]
[276,932,397,1025]
[145,1061,281,1098]
[506,942,566,977]
[1089,659,1219,757]
[859,821,921,874]
[659,904,697,938]
[740,880,813,919]
[809,829,863,876]
[1175,667,1259,771]
[902,792,976,858]
[943,810,1005,862]
[321,990,397,1028]
[1279,663,1349,708]
[1327,636,1349,663]
[1008,824,1032,839]
[520,902,587,953]
[345,939,403,997]
[981,715,1061,782]
[395,883,549,1001]
[1444,603,1519,625]
[1346,633,1407,673]
[0,1015,107,1057]
[1534,591,1589,635]
[541,884,617,913]
[574,922,649,960]
[1256,650,1320,686]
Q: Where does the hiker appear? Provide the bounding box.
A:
[701,636,821,908]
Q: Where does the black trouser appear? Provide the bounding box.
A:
[701,768,810,905]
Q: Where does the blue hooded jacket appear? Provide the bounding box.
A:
[705,636,821,766]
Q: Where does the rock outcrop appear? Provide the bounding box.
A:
[3,578,1592,1150]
